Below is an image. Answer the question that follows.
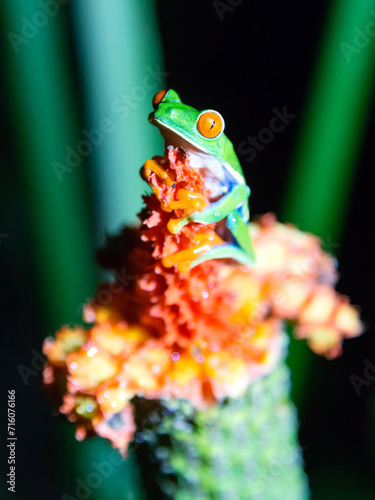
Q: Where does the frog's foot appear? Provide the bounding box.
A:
[190,243,255,269]
[162,231,225,272]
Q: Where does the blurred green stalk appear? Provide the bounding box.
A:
[72,0,165,243]
[1,0,97,330]
[282,0,375,408]
[1,0,99,498]
[70,1,166,498]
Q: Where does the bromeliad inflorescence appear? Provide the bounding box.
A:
[43,90,363,498]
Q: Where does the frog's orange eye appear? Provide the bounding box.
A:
[153,90,167,109]
[197,110,225,139]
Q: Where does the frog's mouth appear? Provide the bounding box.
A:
[150,119,229,198]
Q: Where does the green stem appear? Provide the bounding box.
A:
[133,351,309,499]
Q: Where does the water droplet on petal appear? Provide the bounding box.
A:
[87,347,98,357]
[240,265,252,273]
[171,352,180,362]
[197,354,205,363]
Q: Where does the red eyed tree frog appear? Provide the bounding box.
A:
[149,89,255,268]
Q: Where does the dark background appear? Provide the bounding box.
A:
[1,1,375,498]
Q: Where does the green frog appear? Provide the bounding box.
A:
[149,89,255,268]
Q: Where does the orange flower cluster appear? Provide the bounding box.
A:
[43,147,362,454]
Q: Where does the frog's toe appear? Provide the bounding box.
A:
[167,216,189,234]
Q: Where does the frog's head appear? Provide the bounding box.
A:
[149,89,226,158]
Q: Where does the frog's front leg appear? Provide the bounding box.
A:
[167,184,250,234]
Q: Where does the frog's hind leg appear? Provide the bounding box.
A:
[227,209,256,262]
[190,243,254,269]
[189,210,255,269]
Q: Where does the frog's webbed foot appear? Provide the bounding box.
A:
[189,244,254,269]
